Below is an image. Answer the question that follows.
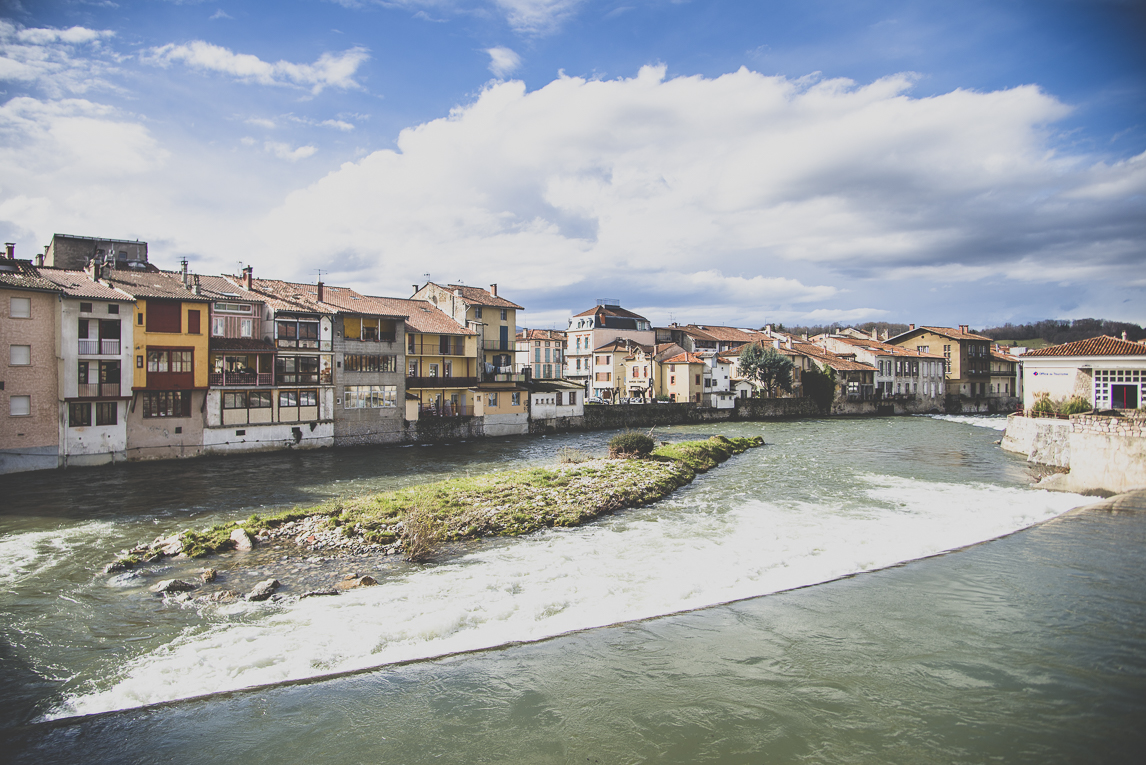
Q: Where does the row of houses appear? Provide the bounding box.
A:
[2,235,592,474]
[549,299,1022,408]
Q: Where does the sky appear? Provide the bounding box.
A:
[1,0,1144,331]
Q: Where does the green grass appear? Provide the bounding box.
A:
[151,436,764,560]
[995,338,1050,349]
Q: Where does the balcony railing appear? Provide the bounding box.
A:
[419,404,471,417]
[76,382,121,398]
[78,339,121,355]
[209,372,275,387]
[482,340,511,351]
[407,340,466,356]
[407,376,478,388]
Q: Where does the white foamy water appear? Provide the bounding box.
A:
[926,414,1010,431]
[54,476,1083,718]
[0,521,116,588]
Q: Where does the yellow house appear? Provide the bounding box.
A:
[661,352,706,403]
[411,282,523,383]
[106,268,211,460]
[888,325,994,398]
[396,298,478,416]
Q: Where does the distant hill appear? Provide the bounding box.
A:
[978,319,1145,346]
[777,321,910,339]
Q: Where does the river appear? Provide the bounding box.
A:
[2,416,1144,762]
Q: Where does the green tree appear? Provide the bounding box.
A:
[738,344,795,398]
[802,365,836,412]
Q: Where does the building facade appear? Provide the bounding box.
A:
[566,301,655,394]
[1020,335,1146,410]
[888,325,994,399]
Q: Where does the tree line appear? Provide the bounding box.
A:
[977,319,1145,344]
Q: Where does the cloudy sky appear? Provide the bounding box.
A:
[1,0,1143,330]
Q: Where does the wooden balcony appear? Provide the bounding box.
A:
[209,372,275,387]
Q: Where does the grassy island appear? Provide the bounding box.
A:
[111,435,763,567]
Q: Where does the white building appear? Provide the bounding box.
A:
[565,301,654,395]
[699,351,735,408]
[818,334,946,403]
[1020,335,1146,410]
[38,268,136,467]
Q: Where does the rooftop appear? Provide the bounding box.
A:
[1023,335,1146,358]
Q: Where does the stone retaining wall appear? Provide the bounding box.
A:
[1002,412,1146,494]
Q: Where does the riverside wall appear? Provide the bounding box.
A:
[1002,412,1146,494]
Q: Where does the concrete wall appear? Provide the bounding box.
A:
[203,421,334,454]
[124,390,205,461]
[1000,414,1071,468]
[483,412,529,436]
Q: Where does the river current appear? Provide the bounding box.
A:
[2,415,1144,762]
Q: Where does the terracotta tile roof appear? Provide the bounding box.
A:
[193,275,267,304]
[573,304,649,321]
[683,324,766,344]
[829,336,944,359]
[518,329,566,342]
[789,342,877,372]
[36,268,132,300]
[663,352,706,365]
[654,342,686,362]
[0,260,61,292]
[1023,335,1146,358]
[102,269,211,302]
[368,296,475,335]
[236,278,320,313]
[593,339,634,353]
[990,351,1018,363]
[445,283,523,310]
[893,325,992,342]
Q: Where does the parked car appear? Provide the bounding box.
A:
[586,397,608,405]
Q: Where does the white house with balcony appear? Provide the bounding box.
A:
[38,268,135,466]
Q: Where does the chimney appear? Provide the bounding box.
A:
[1123,331,1129,342]
[454,288,462,297]
[490,283,498,297]
[959,324,968,333]
[413,284,420,295]
[909,323,916,331]
[4,242,13,259]
[192,274,201,295]
[35,253,44,267]
[316,281,324,302]
[241,266,252,291]
[180,258,190,288]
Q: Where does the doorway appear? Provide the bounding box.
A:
[1111,384,1139,409]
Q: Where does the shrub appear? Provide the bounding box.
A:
[1059,396,1091,415]
[1031,394,1056,416]
[401,505,440,563]
[608,431,655,458]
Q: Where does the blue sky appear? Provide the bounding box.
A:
[1,0,1144,330]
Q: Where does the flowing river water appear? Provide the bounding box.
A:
[2,416,1144,763]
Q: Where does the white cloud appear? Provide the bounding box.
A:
[0,20,118,96]
[492,0,586,34]
[209,10,234,20]
[142,41,370,94]
[320,119,355,131]
[264,141,317,161]
[245,117,277,129]
[485,46,521,78]
[249,65,1143,317]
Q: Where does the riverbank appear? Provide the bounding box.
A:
[107,435,764,576]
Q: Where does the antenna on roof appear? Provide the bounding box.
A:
[315,269,326,282]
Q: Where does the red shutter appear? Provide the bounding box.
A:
[147,301,182,333]
[188,310,201,335]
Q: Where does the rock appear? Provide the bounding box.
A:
[159,535,184,556]
[104,559,131,574]
[342,573,357,580]
[203,589,238,603]
[245,578,280,601]
[300,588,340,599]
[230,528,253,551]
[335,575,377,590]
[199,568,217,583]
[151,579,197,595]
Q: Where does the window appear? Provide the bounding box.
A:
[535,347,541,363]
[475,306,482,319]
[137,313,144,326]
[279,390,298,408]
[240,319,252,338]
[408,334,416,353]
[344,354,396,373]
[500,309,507,321]
[223,391,248,409]
[695,374,701,385]
[80,302,93,313]
[147,350,193,373]
[10,297,30,318]
[569,392,576,405]
[9,345,30,366]
[142,391,190,418]
[428,363,439,377]
[671,376,676,384]
[343,385,396,408]
[146,301,182,333]
[300,390,317,407]
[276,355,319,384]
[511,391,520,406]
[212,317,226,336]
[444,360,452,377]
[187,310,201,334]
[69,402,91,427]
[487,392,498,407]
[213,302,252,314]
[108,304,119,314]
[96,401,117,426]
[408,360,418,376]
[250,391,273,408]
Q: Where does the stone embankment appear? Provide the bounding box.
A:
[1002,412,1146,494]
